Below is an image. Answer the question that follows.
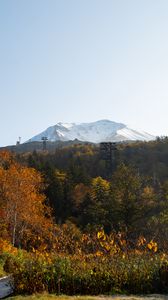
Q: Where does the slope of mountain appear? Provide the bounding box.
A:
[27,120,155,143]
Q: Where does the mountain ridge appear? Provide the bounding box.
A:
[27,120,155,143]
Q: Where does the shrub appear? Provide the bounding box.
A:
[5,252,167,295]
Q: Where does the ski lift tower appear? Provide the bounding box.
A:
[100,142,117,173]
[41,137,48,151]
[16,137,21,145]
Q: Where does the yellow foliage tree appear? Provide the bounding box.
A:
[0,151,53,249]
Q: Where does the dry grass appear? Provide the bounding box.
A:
[0,263,6,278]
[7,294,168,300]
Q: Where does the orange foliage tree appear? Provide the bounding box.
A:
[0,151,53,249]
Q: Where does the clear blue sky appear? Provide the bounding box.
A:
[1,0,168,146]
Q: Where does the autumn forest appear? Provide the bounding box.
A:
[1,138,168,295]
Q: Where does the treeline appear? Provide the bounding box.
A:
[22,136,168,182]
[14,137,168,248]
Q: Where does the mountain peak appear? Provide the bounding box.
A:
[28,120,155,143]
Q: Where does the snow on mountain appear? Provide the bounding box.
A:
[28,120,155,143]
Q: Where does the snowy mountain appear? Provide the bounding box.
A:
[28,120,155,143]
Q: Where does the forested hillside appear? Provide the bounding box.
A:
[14,137,168,246]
